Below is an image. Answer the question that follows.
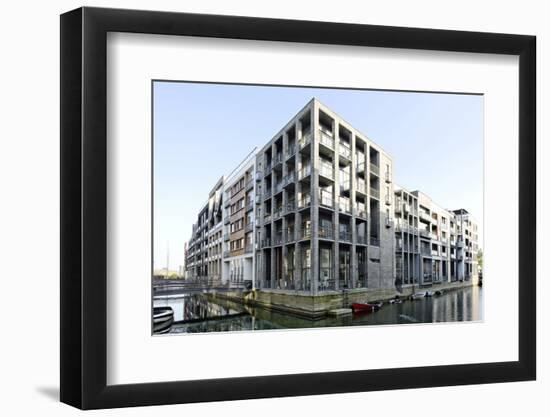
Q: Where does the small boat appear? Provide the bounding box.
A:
[434,290,443,296]
[153,306,174,334]
[351,302,382,313]
[389,298,403,304]
[411,292,426,300]
[424,291,434,297]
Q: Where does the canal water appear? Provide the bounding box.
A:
[153,285,483,334]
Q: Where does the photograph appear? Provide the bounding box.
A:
[152,81,484,335]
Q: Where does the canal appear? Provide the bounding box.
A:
[153,285,483,334]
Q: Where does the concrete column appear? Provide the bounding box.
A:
[282,132,288,287]
[333,120,340,290]
[310,104,319,295]
[350,131,358,289]
[294,120,302,289]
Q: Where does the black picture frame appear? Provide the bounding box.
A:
[60,6,536,410]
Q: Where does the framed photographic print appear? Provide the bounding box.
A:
[60,6,536,410]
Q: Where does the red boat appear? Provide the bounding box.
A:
[351,302,382,313]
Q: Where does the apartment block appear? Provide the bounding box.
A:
[222,156,256,285]
[254,99,394,295]
[394,186,480,286]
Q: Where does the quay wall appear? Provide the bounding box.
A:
[211,280,475,319]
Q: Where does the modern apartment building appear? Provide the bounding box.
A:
[186,178,224,282]
[254,99,394,295]
[393,186,479,286]
[222,155,256,285]
[184,98,479,297]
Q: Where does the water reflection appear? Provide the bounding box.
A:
[153,286,483,334]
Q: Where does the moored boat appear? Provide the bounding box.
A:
[153,306,174,334]
[351,302,382,313]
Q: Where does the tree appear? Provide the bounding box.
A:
[477,249,483,270]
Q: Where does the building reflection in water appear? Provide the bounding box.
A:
[153,286,483,334]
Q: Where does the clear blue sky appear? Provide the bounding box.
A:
[153,81,483,271]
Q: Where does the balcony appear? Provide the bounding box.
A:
[246,179,254,191]
[284,200,296,214]
[370,187,380,199]
[273,182,283,195]
[298,194,311,209]
[356,161,365,174]
[263,189,272,200]
[273,153,283,168]
[224,217,230,225]
[224,233,230,242]
[319,225,334,240]
[286,146,296,160]
[356,235,367,245]
[356,178,366,194]
[300,225,312,239]
[298,165,311,180]
[223,250,231,258]
[261,239,271,248]
[274,206,283,219]
[339,143,351,160]
[245,201,254,212]
[370,163,380,176]
[245,222,254,233]
[318,129,334,149]
[339,197,352,214]
[319,161,334,180]
[264,213,272,223]
[339,230,351,242]
[283,172,295,187]
[285,229,295,243]
[419,211,431,222]
[385,195,392,206]
[255,171,262,181]
[265,161,272,173]
[273,233,283,246]
[385,171,391,183]
[385,218,393,228]
[299,132,311,149]
[319,191,334,208]
[355,205,367,218]
[419,229,430,238]
[370,236,380,246]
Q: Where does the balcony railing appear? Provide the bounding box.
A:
[385,171,391,183]
[319,129,334,149]
[246,179,254,191]
[245,244,253,253]
[339,230,352,242]
[261,239,271,248]
[265,161,272,173]
[356,178,366,194]
[264,213,272,223]
[319,225,334,239]
[299,132,311,149]
[273,153,283,166]
[285,230,295,243]
[339,144,351,160]
[298,165,311,180]
[264,189,272,200]
[274,206,283,219]
[298,194,311,209]
[319,191,334,208]
[300,226,312,239]
[319,161,334,180]
[419,229,430,238]
[286,146,296,160]
[370,187,380,199]
[284,199,295,214]
[245,201,254,212]
[370,163,379,175]
[283,172,295,186]
[339,197,351,214]
[419,212,432,222]
[245,222,254,233]
[273,233,283,245]
[356,161,365,174]
[355,205,367,218]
